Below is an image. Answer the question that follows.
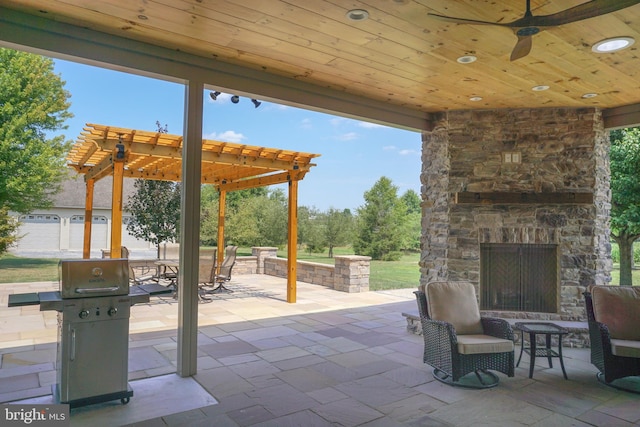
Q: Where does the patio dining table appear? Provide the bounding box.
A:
[154,259,179,297]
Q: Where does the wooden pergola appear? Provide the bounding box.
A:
[66,123,320,302]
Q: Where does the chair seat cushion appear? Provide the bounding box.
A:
[611,339,640,358]
[592,286,640,341]
[457,334,514,355]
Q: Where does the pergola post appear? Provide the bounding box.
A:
[217,189,226,272]
[287,179,298,303]
[82,178,95,259]
[110,149,125,258]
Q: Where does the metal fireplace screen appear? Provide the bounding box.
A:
[480,243,558,313]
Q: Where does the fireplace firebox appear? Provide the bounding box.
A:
[480,243,558,313]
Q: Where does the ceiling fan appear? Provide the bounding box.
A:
[428,0,640,61]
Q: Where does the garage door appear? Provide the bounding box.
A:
[69,215,109,250]
[15,214,61,251]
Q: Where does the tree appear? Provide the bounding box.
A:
[353,176,407,260]
[609,128,640,286]
[0,48,73,254]
[125,179,181,257]
[399,189,421,251]
[297,206,325,253]
[325,208,353,257]
[224,188,288,247]
[124,122,181,257]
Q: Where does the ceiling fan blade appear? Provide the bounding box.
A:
[427,12,509,26]
[510,34,533,61]
[519,0,640,27]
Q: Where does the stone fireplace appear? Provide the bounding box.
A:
[420,108,612,321]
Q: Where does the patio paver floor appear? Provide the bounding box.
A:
[1,274,639,426]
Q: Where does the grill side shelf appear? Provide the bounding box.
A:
[8,292,40,307]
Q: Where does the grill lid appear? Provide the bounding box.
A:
[59,259,129,298]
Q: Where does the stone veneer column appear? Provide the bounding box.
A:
[420,113,451,285]
[252,247,278,274]
[334,255,371,292]
[420,108,612,320]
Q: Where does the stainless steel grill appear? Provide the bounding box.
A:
[8,258,149,409]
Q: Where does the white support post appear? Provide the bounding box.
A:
[177,79,203,377]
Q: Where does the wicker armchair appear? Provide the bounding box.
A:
[583,286,640,393]
[414,281,515,388]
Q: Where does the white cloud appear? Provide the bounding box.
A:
[383,145,397,151]
[204,130,246,143]
[330,117,347,126]
[300,118,313,129]
[358,121,385,129]
[399,149,419,156]
[336,132,358,141]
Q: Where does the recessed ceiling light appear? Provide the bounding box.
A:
[582,93,598,99]
[469,96,483,101]
[137,14,148,20]
[592,37,635,53]
[532,85,550,91]
[346,9,369,21]
[457,55,477,64]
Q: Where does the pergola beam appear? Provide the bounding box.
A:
[89,139,313,172]
[83,154,115,181]
[218,171,308,192]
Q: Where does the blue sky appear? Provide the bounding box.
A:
[51,59,422,211]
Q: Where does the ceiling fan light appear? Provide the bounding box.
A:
[346,9,369,21]
[532,85,549,91]
[457,55,477,64]
[592,37,635,53]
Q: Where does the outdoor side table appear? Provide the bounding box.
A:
[515,322,569,380]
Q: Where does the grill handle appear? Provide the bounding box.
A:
[74,286,120,294]
[70,329,76,361]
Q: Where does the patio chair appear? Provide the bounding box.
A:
[202,245,238,294]
[128,259,159,286]
[414,281,515,388]
[583,286,640,393]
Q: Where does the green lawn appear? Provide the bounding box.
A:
[276,247,420,290]
[3,250,635,290]
[0,254,60,283]
[609,264,640,286]
[0,248,421,290]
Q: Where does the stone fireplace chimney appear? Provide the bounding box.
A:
[420,108,612,321]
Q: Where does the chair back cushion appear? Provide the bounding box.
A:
[591,286,640,341]
[425,281,484,335]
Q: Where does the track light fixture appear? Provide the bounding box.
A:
[209,91,261,108]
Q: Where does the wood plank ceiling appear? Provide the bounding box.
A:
[3,0,640,116]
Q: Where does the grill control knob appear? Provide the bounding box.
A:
[108,307,118,316]
[79,310,90,319]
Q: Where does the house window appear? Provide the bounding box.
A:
[19,214,60,223]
